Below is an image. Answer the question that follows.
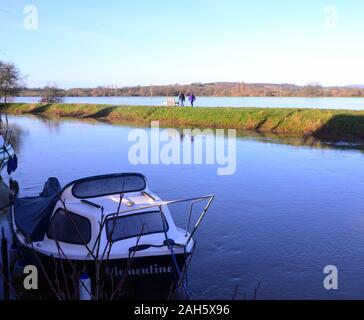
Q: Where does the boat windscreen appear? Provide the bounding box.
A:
[72,174,146,198]
[106,211,166,242]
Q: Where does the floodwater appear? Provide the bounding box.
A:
[2,114,364,300]
[13,96,364,110]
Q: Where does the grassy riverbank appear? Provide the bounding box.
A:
[4,103,364,141]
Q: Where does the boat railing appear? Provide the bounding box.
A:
[104,194,215,246]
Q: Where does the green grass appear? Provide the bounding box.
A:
[4,103,364,141]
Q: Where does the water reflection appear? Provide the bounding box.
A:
[0,177,10,214]
[19,113,364,153]
[4,122,26,154]
[31,114,61,134]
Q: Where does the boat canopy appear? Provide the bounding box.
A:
[13,173,148,242]
[14,178,61,242]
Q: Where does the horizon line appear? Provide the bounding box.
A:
[23,82,364,90]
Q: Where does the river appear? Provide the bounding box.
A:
[1,114,364,299]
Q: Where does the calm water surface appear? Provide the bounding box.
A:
[13,96,364,110]
[2,115,364,299]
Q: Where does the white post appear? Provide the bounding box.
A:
[79,273,92,300]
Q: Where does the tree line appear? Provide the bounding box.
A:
[22,82,364,98]
[1,61,364,101]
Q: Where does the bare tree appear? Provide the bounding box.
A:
[40,84,65,103]
[0,61,24,108]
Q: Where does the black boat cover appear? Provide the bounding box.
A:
[14,178,61,242]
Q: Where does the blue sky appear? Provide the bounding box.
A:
[0,0,363,88]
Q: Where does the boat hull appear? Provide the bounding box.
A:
[14,244,190,300]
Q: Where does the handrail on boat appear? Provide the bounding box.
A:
[104,194,215,246]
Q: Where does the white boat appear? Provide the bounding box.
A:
[9,173,214,299]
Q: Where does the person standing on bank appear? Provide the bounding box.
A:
[178,92,186,106]
[189,93,196,107]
